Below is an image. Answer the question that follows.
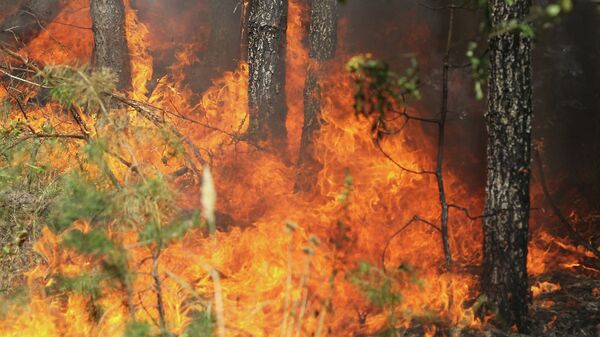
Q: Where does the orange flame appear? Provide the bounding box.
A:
[0,1,593,336]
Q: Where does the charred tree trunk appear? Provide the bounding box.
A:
[247,0,288,149]
[0,0,62,48]
[481,0,533,333]
[307,0,337,61]
[90,0,131,91]
[296,0,336,191]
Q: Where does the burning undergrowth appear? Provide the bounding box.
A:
[0,0,598,337]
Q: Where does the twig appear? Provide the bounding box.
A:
[374,139,435,175]
[381,216,441,272]
[152,248,169,335]
[0,68,47,88]
[533,148,600,260]
[1,131,87,154]
[0,42,42,73]
[109,93,206,170]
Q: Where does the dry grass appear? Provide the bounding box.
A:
[0,189,45,294]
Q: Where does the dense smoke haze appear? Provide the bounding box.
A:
[130,0,600,214]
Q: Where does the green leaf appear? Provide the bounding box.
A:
[47,272,105,300]
[123,321,151,337]
[48,173,110,233]
[62,229,115,256]
[183,310,215,337]
[560,0,573,12]
[545,4,562,17]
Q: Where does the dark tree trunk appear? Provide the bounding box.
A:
[90,0,131,91]
[296,0,336,191]
[0,0,62,48]
[246,0,288,148]
[307,0,337,61]
[481,0,533,332]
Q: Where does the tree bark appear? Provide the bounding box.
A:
[481,0,533,333]
[296,0,336,191]
[246,0,288,148]
[307,0,336,61]
[90,0,131,91]
[0,0,62,48]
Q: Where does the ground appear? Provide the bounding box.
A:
[0,189,44,294]
[0,190,599,336]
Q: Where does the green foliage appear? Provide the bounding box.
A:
[466,42,487,100]
[0,287,28,318]
[463,0,575,99]
[348,261,424,336]
[114,174,176,229]
[0,59,216,336]
[346,53,421,113]
[48,173,111,233]
[346,54,421,140]
[63,228,130,282]
[42,65,116,113]
[62,229,116,256]
[140,210,201,247]
[337,168,353,204]
[348,261,403,308]
[182,310,215,337]
[47,272,105,300]
[123,321,152,337]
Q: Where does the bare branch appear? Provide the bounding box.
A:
[533,148,600,260]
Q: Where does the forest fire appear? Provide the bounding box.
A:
[0,0,598,337]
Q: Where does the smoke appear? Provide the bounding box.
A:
[129,0,599,212]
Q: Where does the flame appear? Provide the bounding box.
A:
[531,281,561,297]
[0,1,593,336]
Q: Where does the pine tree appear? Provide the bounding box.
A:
[481,0,533,332]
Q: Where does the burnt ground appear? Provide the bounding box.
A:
[398,269,600,337]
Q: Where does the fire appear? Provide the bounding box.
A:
[0,1,596,336]
[531,281,561,298]
[22,0,93,65]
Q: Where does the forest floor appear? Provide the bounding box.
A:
[0,190,599,336]
[0,189,46,294]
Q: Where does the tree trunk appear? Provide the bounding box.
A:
[481,0,533,333]
[0,0,62,48]
[246,0,288,148]
[296,0,336,191]
[307,0,337,61]
[90,0,131,91]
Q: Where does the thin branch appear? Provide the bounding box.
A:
[0,68,48,88]
[151,249,169,335]
[381,216,441,272]
[108,93,205,176]
[1,132,87,154]
[0,42,42,73]
[533,148,600,260]
[374,139,435,175]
